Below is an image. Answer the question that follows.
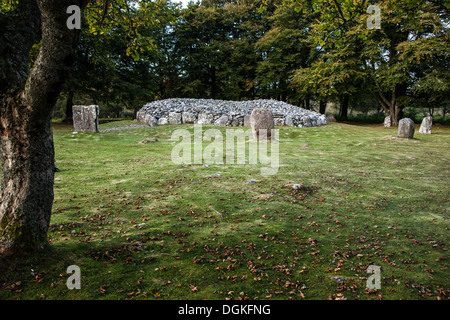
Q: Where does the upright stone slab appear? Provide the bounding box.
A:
[144,114,158,127]
[419,116,432,134]
[243,114,251,127]
[197,113,214,125]
[250,108,274,140]
[135,110,145,122]
[274,117,285,126]
[214,115,229,126]
[397,118,415,139]
[182,112,196,124]
[285,116,294,127]
[72,105,99,132]
[168,112,182,124]
[158,117,168,125]
[384,115,393,127]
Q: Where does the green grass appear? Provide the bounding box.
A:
[0,121,448,300]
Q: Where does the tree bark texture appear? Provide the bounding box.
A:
[64,91,74,124]
[0,0,87,256]
[319,100,326,115]
[339,94,349,121]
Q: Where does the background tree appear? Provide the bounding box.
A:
[256,0,315,105]
[61,0,173,120]
[292,0,449,123]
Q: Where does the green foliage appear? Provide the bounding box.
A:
[291,0,449,120]
[62,0,179,117]
[0,0,18,13]
[54,0,449,118]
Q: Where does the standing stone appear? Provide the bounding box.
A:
[244,114,251,127]
[168,112,182,124]
[158,117,168,125]
[72,105,99,132]
[197,113,214,125]
[182,112,196,124]
[135,110,144,122]
[384,116,393,127]
[274,117,285,126]
[214,115,229,126]
[303,116,312,127]
[419,116,432,134]
[250,108,274,140]
[397,118,415,138]
[143,114,158,127]
[285,116,294,127]
[231,117,241,127]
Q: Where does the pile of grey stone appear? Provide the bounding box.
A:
[136,98,327,128]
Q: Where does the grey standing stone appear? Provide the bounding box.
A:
[419,116,432,134]
[285,116,294,127]
[135,110,144,122]
[231,117,241,127]
[144,114,158,127]
[197,113,214,125]
[72,105,99,132]
[384,116,393,127]
[244,114,251,127]
[158,117,168,125]
[274,117,285,126]
[168,112,182,124]
[250,108,274,140]
[397,118,415,138]
[182,112,196,124]
[214,115,229,126]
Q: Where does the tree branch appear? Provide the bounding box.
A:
[375,92,390,114]
[332,0,347,23]
[0,0,41,95]
[99,0,111,26]
[21,0,89,114]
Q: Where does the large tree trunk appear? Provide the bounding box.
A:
[210,65,216,100]
[319,100,326,114]
[375,88,403,125]
[339,94,349,121]
[0,0,87,256]
[64,91,74,124]
[0,102,55,255]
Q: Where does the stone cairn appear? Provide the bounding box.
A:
[72,105,99,132]
[136,98,327,128]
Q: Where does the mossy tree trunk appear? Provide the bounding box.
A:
[0,0,87,256]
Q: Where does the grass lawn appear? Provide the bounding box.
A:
[0,121,448,300]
